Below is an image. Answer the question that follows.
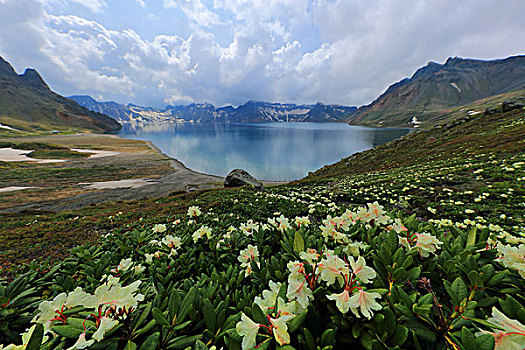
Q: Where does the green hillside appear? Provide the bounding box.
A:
[0,57,121,134]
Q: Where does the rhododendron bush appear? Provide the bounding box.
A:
[1,199,524,350]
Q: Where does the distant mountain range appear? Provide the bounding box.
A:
[347,55,525,126]
[69,95,357,124]
[0,56,121,133]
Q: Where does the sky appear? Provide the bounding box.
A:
[0,0,524,108]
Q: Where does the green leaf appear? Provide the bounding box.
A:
[194,340,208,350]
[293,231,305,255]
[133,302,152,332]
[450,277,468,305]
[320,329,335,347]
[26,324,44,350]
[474,334,495,350]
[390,325,408,347]
[51,325,84,338]
[152,307,170,327]
[468,317,505,331]
[303,328,316,350]
[139,332,160,350]
[251,303,267,324]
[167,334,203,349]
[203,298,217,334]
[288,309,307,333]
[466,227,476,247]
[123,341,138,350]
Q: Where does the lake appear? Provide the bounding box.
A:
[119,122,410,181]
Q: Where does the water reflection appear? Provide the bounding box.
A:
[119,122,410,180]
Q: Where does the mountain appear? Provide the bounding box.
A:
[347,55,525,127]
[69,96,356,124]
[0,57,121,133]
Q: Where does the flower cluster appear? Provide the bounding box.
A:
[238,245,260,275]
[496,243,525,278]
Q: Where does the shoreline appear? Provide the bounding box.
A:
[0,133,225,213]
[126,135,289,185]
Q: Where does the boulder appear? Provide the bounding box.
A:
[224,169,264,191]
[502,100,524,112]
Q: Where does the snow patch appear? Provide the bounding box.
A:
[0,123,17,131]
[450,82,462,93]
[0,186,39,193]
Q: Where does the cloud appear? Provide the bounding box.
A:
[43,0,108,12]
[0,0,524,108]
[164,0,222,28]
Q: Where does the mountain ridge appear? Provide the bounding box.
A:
[69,95,357,124]
[346,55,525,127]
[0,56,121,133]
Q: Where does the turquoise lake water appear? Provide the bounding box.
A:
[119,122,410,181]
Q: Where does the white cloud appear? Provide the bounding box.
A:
[164,0,222,28]
[0,0,524,108]
[43,0,108,12]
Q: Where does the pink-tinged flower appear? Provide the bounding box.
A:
[476,307,525,350]
[269,314,294,345]
[236,312,260,350]
[414,232,442,257]
[152,224,167,233]
[349,256,376,284]
[254,280,281,312]
[388,218,408,234]
[286,275,314,308]
[327,290,352,314]
[318,255,349,286]
[287,261,305,276]
[299,248,320,264]
[347,289,382,319]
[92,317,119,342]
[192,225,212,242]
[67,331,95,350]
[187,206,202,217]
[496,243,525,278]
[294,216,310,228]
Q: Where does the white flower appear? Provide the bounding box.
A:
[269,314,293,346]
[192,225,212,242]
[414,232,442,257]
[286,275,314,308]
[318,255,348,286]
[254,281,281,311]
[162,235,182,249]
[236,313,260,350]
[327,290,352,314]
[187,206,202,217]
[349,256,376,284]
[347,289,382,319]
[152,224,167,233]
[476,307,525,350]
[67,332,95,350]
[92,317,119,342]
[299,248,320,264]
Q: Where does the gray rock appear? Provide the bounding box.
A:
[502,100,524,112]
[224,169,264,190]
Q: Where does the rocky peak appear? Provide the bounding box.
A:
[20,68,50,90]
[411,61,443,79]
[0,56,18,77]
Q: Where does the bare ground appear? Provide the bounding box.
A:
[0,134,224,213]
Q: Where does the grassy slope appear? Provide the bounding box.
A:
[350,88,525,127]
